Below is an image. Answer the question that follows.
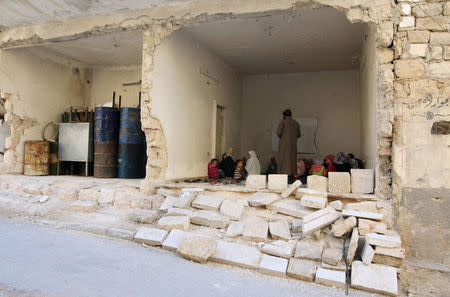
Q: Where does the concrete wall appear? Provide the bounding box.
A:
[89,67,141,108]
[359,24,378,171]
[0,48,86,173]
[241,70,361,170]
[152,30,242,179]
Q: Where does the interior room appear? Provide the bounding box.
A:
[152,7,377,180]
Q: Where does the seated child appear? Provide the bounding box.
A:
[234,159,248,182]
[324,154,336,177]
[265,157,278,174]
[309,160,326,176]
[208,158,224,180]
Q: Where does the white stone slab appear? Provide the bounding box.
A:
[191,210,230,229]
[98,188,116,205]
[70,200,97,213]
[157,216,190,231]
[322,248,343,266]
[242,217,268,242]
[225,221,245,238]
[331,216,357,237]
[302,208,341,235]
[328,172,350,194]
[342,209,383,221]
[172,192,195,209]
[267,199,314,218]
[247,192,278,207]
[130,209,159,224]
[177,235,217,263]
[287,258,317,282]
[366,233,401,248]
[258,254,288,277]
[192,194,225,210]
[280,180,302,198]
[303,206,335,224]
[347,228,359,265]
[268,174,288,191]
[246,175,267,189]
[162,229,188,251]
[307,175,328,192]
[329,200,343,211]
[351,169,374,194]
[156,188,177,197]
[300,195,327,209]
[134,227,168,246]
[269,220,291,241]
[375,246,406,259]
[167,208,194,218]
[220,199,245,220]
[260,240,296,259]
[210,241,263,269]
[159,196,177,212]
[358,218,387,235]
[294,240,323,261]
[315,267,346,289]
[361,240,375,265]
[295,188,327,200]
[351,261,398,296]
[291,219,303,233]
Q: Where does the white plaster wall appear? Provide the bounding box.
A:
[0,48,86,172]
[152,30,242,179]
[241,70,361,170]
[359,24,377,171]
[89,67,142,108]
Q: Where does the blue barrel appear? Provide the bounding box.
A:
[94,107,119,178]
[118,107,146,178]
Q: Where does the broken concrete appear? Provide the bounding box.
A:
[242,217,268,242]
[157,216,190,231]
[287,258,317,282]
[192,194,225,211]
[247,192,278,207]
[351,261,398,296]
[258,254,288,277]
[191,210,230,229]
[315,267,346,289]
[268,220,291,241]
[280,180,302,198]
[177,234,217,263]
[328,172,350,194]
[134,227,168,246]
[261,240,296,259]
[267,174,288,191]
[294,240,323,261]
[210,241,262,269]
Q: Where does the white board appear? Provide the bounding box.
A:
[272,118,318,154]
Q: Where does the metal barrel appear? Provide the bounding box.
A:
[24,141,50,176]
[48,142,58,175]
[118,107,146,178]
[94,107,119,178]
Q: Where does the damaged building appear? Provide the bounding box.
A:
[0,0,449,296]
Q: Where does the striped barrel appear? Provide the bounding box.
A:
[94,107,119,178]
[118,107,146,178]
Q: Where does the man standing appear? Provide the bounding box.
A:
[276,109,301,180]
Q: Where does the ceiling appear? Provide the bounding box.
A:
[34,30,143,67]
[0,0,183,28]
[184,7,367,74]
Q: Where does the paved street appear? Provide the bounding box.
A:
[0,218,373,297]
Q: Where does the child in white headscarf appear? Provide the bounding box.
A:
[245,150,261,175]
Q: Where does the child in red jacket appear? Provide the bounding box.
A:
[208,158,224,180]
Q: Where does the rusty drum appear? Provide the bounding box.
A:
[24,141,50,176]
[94,107,119,178]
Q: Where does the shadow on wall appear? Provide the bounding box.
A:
[0,97,10,162]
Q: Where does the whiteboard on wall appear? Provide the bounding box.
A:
[272,118,318,154]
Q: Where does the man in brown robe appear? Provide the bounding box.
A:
[276,109,301,177]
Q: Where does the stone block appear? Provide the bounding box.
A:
[157,216,190,231]
[377,48,394,64]
[412,3,442,17]
[372,254,404,268]
[303,206,336,223]
[307,175,328,192]
[366,233,401,248]
[302,207,341,235]
[162,229,188,251]
[409,43,428,58]
[129,209,158,224]
[342,209,383,221]
[291,219,303,233]
[70,200,97,213]
[172,192,195,209]
[191,210,230,229]
[167,208,193,218]
[192,194,225,210]
[287,258,317,282]
[331,216,357,237]
[351,261,398,296]
[280,180,302,198]
[295,188,326,199]
[347,228,359,265]
[225,221,245,238]
[361,240,375,265]
[375,246,406,259]
[177,235,217,263]
[267,174,288,191]
[294,240,323,261]
[408,30,430,43]
[328,172,350,194]
[114,192,152,210]
[445,2,450,16]
[181,187,204,193]
[258,254,288,277]
[267,199,314,218]
[78,189,99,202]
[261,240,296,259]
[321,261,346,271]
[444,46,450,60]
[351,169,374,194]
[247,192,278,207]
[158,196,177,212]
[315,267,346,289]
[394,59,425,78]
[98,188,116,205]
[269,220,291,241]
[151,194,165,210]
[416,16,447,31]
[134,227,168,246]
[242,217,268,242]
[430,32,450,45]
[398,16,415,30]
[210,241,262,269]
[399,3,411,16]
[358,219,387,235]
[329,200,343,211]
[219,199,245,220]
[427,61,450,78]
[322,248,343,266]
[300,195,327,209]
[246,175,267,189]
[58,188,78,202]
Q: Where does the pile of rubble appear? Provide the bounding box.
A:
[127,170,403,296]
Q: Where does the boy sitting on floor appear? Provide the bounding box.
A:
[234,159,248,183]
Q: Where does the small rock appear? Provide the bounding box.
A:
[38,195,49,203]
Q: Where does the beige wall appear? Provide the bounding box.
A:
[0,48,86,172]
[152,30,242,179]
[359,24,377,171]
[241,70,361,170]
[89,67,142,108]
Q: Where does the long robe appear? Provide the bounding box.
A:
[277,118,301,175]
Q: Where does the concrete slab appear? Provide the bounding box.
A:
[210,241,263,269]
[261,240,296,259]
[167,208,194,218]
[157,216,190,231]
[366,233,401,248]
[287,258,317,282]
[346,228,359,265]
[177,235,217,263]
[162,229,188,251]
[268,174,288,191]
[134,227,168,246]
[375,246,406,259]
[351,169,374,194]
[307,175,328,192]
[247,192,278,207]
[322,248,343,266]
[328,172,350,194]
[220,199,245,220]
[269,220,291,241]
[267,199,314,218]
[246,175,267,189]
[315,267,346,289]
[225,221,245,238]
[342,209,383,221]
[258,254,288,277]
[280,180,302,198]
[294,240,323,261]
[351,261,398,296]
[242,217,268,242]
[192,194,225,211]
[191,210,230,229]
[300,195,327,209]
[361,240,375,264]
